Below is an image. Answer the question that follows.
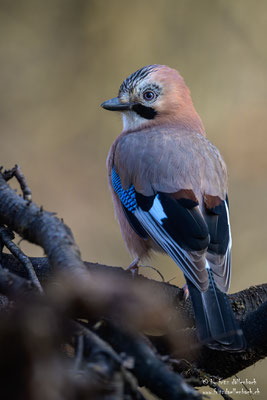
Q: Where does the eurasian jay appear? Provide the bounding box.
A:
[101,64,246,351]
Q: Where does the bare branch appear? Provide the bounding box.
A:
[0,165,266,399]
[0,226,43,292]
[82,321,202,400]
[1,164,32,202]
[73,335,84,371]
[0,171,85,274]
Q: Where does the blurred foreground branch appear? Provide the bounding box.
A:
[0,166,266,400]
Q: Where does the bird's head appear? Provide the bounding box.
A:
[101,64,205,134]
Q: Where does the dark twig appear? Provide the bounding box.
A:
[0,266,36,298]
[1,165,32,202]
[0,226,43,292]
[187,376,234,400]
[0,166,266,399]
[72,321,148,399]
[206,380,233,400]
[97,321,202,400]
[0,172,86,274]
[163,358,233,400]
[73,335,84,371]
[139,264,165,282]
[1,253,267,379]
[0,264,146,399]
[234,374,255,400]
[0,256,200,399]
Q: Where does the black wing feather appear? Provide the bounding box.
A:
[122,204,148,239]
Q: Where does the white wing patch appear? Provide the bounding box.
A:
[134,195,206,290]
[224,200,232,249]
[208,200,232,292]
[149,194,167,224]
[205,260,210,270]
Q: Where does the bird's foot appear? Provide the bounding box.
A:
[126,257,140,277]
[127,259,165,282]
[183,283,190,301]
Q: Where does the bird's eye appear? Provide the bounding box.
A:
[143,90,156,101]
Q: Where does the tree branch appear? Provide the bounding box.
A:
[0,168,204,399]
[0,173,85,273]
[0,165,266,399]
[2,252,267,380]
[0,226,43,292]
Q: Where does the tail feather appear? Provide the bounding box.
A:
[186,270,246,351]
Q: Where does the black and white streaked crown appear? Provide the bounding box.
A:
[119,65,160,95]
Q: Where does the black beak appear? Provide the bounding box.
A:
[101,97,132,111]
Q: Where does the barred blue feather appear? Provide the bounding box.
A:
[111,166,137,213]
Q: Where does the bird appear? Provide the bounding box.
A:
[101,64,246,351]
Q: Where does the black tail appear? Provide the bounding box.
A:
[186,270,246,351]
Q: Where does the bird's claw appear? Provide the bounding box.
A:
[183,283,190,301]
[127,257,140,277]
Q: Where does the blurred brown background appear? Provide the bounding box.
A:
[0,0,266,398]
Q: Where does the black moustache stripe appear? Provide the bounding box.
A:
[132,104,157,120]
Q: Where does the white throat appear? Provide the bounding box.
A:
[122,111,147,131]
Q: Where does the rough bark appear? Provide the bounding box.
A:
[2,252,267,380]
[0,168,266,400]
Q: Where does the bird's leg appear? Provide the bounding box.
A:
[127,257,140,277]
[183,283,190,301]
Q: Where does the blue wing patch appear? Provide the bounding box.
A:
[111,166,137,213]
